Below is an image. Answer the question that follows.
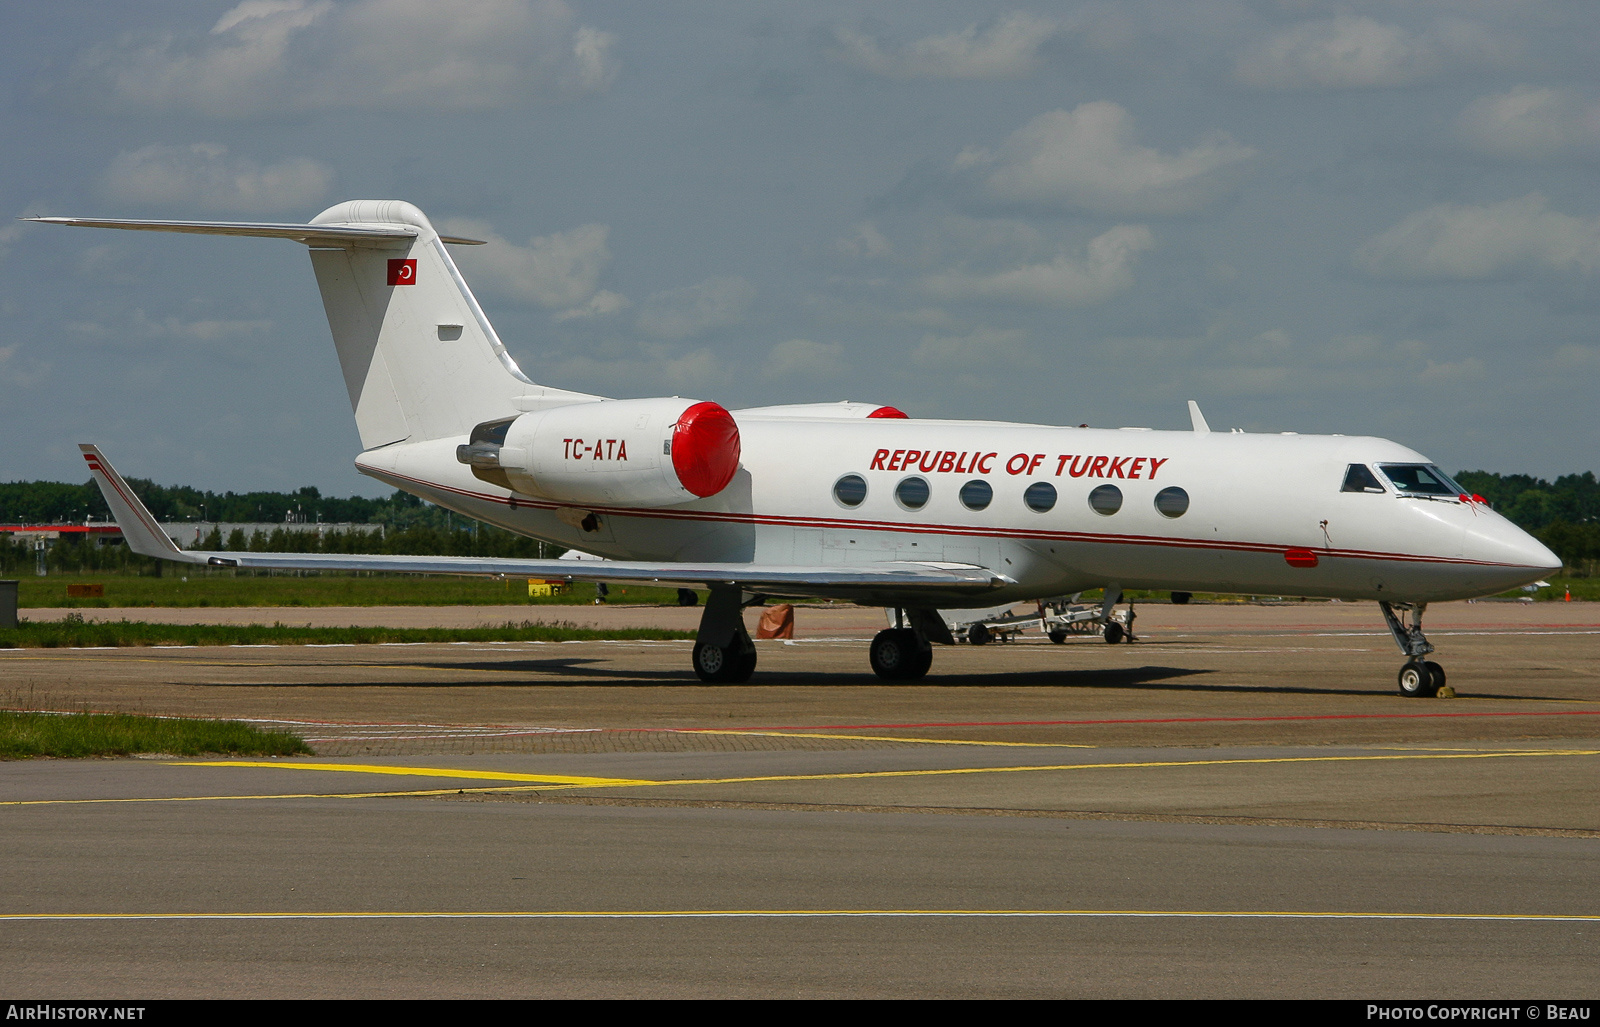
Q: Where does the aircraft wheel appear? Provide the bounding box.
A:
[1048,630,1068,644]
[693,641,752,684]
[1426,661,1446,692]
[1103,622,1125,644]
[677,589,699,607]
[904,645,933,680]
[870,629,923,681]
[967,623,991,645]
[1397,660,1439,698]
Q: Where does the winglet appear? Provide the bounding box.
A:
[79,446,201,565]
[1187,400,1211,434]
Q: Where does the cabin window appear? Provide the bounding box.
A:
[1378,464,1461,496]
[1341,464,1386,494]
[1154,486,1189,518]
[1023,482,1057,513]
[959,479,992,511]
[896,476,930,510]
[833,474,867,507]
[1088,484,1123,515]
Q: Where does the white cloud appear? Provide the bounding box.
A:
[100,143,332,213]
[0,224,24,264]
[636,277,756,339]
[920,224,1154,306]
[552,290,629,322]
[0,344,50,388]
[1233,15,1505,90]
[441,219,614,311]
[834,221,891,260]
[1352,194,1600,281]
[67,0,617,117]
[764,338,843,379]
[970,102,1255,215]
[829,12,1058,80]
[1456,86,1600,159]
[913,326,1029,367]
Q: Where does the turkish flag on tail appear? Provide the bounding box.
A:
[387,258,417,286]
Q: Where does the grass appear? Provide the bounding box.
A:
[16,573,700,609]
[0,710,312,759]
[0,618,697,649]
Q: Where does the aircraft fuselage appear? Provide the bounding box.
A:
[357,416,1554,607]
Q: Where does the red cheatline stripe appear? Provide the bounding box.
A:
[688,710,1600,733]
[365,467,1523,570]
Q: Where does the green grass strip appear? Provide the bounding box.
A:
[0,620,696,649]
[0,710,312,759]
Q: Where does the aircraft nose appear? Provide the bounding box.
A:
[1466,514,1562,577]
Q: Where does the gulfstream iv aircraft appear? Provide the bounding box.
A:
[33,201,1560,694]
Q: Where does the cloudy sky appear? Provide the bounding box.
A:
[4,1,1597,496]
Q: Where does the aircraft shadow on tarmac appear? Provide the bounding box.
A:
[225,659,1576,700]
[242,658,1215,691]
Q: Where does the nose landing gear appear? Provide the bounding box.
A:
[1380,601,1445,697]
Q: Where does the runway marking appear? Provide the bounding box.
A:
[176,762,651,786]
[3,909,1596,923]
[728,709,1600,733]
[160,747,1600,793]
[681,729,1095,749]
[4,748,1594,808]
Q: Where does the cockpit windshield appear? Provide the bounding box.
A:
[1341,464,1386,493]
[1378,463,1463,497]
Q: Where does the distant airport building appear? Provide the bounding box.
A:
[2,521,384,550]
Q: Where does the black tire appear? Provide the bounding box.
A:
[693,641,753,683]
[1048,630,1068,644]
[870,629,923,680]
[677,589,699,607]
[1397,661,1438,698]
[1171,591,1192,605]
[903,645,933,680]
[967,623,991,645]
[1425,660,1445,692]
[1103,622,1124,644]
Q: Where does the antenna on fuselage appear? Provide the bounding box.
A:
[1187,400,1211,434]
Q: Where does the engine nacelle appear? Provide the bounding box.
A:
[457,397,740,508]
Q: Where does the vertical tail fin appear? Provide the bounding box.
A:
[305,200,599,449]
[30,202,603,452]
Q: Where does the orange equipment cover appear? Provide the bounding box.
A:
[756,603,795,639]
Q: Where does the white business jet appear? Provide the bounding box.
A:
[31,201,1560,695]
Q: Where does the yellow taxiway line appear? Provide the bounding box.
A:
[2,909,1596,923]
[2,747,1594,808]
[184,746,1600,791]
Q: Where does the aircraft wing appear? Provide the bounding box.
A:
[80,446,1008,600]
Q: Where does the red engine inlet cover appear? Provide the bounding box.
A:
[672,401,741,498]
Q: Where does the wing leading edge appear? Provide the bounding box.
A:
[79,446,1009,601]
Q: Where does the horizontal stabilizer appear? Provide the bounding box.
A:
[80,446,1008,600]
[25,216,483,248]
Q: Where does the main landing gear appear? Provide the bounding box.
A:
[1380,601,1446,697]
[692,586,757,683]
[869,608,949,681]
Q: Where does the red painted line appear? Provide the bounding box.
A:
[688,710,1600,733]
[369,468,1524,570]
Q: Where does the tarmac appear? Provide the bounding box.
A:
[3,600,1598,998]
